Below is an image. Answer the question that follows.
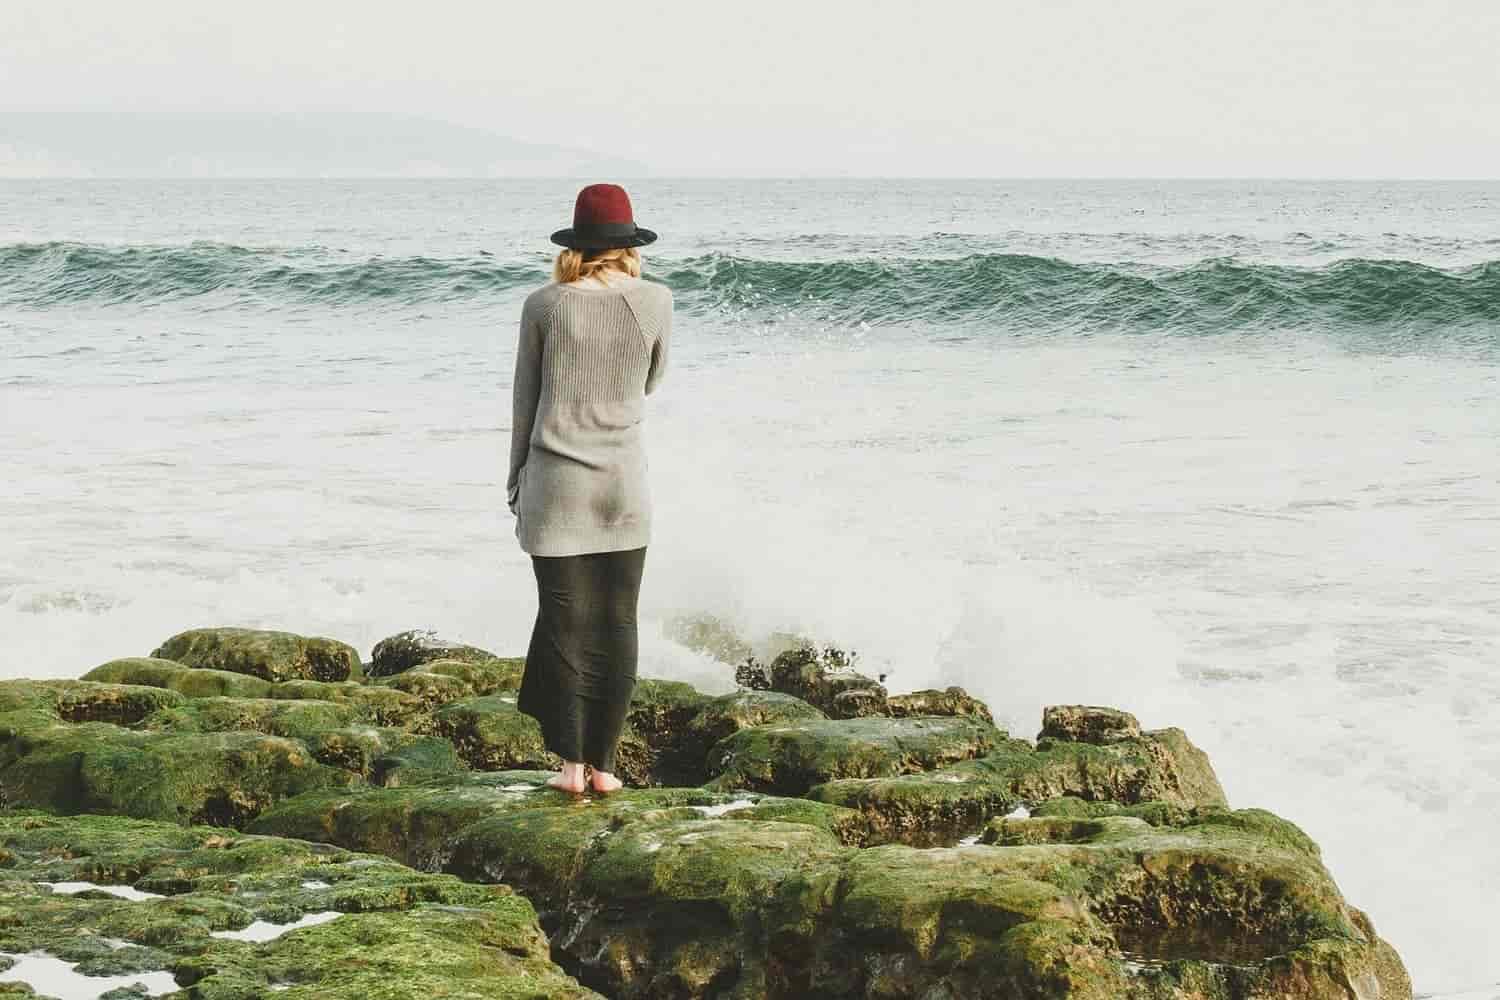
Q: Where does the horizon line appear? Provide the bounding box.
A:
[2,174,1498,183]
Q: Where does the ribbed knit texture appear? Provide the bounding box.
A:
[507,276,673,556]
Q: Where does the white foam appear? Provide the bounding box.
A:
[0,951,177,998]
[39,881,163,901]
[299,880,331,890]
[211,911,343,942]
[1004,805,1030,819]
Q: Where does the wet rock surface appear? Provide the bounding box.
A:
[704,715,1006,796]
[1039,704,1143,744]
[366,629,501,679]
[150,628,363,684]
[0,811,600,998]
[0,623,1412,999]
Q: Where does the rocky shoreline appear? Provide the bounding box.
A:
[0,624,1411,999]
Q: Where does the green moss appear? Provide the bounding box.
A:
[80,657,198,690]
[366,630,501,679]
[240,776,1408,1000]
[182,901,602,999]
[430,695,553,771]
[151,627,363,683]
[766,642,889,719]
[808,767,1021,846]
[0,813,599,1000]
[248,784,538,871]
[370,670,474,706]
[886,686,995,724]
[1032,796,1205,827]
[82,659,274,700]
[957,729,1229,810]
[0,680,186,728]
[420,657,525,693]
[627,678,711,737]
[1038,705,1142,744]
[705,715,1004,796]
[139,697,360,743]
[0,725,357,826]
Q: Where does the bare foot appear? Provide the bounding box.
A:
[587,767,624,794]
[547,762,586,794]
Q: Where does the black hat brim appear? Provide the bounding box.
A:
[550,226,658,250]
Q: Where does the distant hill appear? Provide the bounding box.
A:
[0,112,648,178]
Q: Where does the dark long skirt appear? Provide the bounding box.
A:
[517,545,647,773]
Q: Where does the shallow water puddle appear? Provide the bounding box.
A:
[689,799,757,817]
[211,911,343,942]
[0,951,178,998]
[39,881,163,901]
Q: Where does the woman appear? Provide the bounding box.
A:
[508,183,673,795]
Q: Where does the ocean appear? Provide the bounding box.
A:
[1,178,1497,996]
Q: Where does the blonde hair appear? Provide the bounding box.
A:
[553,246,642,285]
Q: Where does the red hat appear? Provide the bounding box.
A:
[551,183,658,250]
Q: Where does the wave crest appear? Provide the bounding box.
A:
[4,242,1498,335]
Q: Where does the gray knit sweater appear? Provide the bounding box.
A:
[507,276,673,556]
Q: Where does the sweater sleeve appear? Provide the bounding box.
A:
[644,289,673,396]
[507,297,544,512]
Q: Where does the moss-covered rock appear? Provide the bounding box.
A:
[242,763,1408,1000]
[80,664,428,728]
[806,720,1228,848]
[0,645,1416,999]
[371,657,524,709]
[992,725,1228,809]
[248,780,558,871]
[767,642,888,719]
[1039,705,1143,744]
[0,812,601,999]
[560,818,849,996]
[615,679,714,786]
[366,630,500,678]
[0,723,356,826]
[250,782,863,875]
[83,659,276,700]
[151,628,362,683]
[430,695,555,772]
[138,696,361,743]
[300,727,463,784]
[266,681,428,728]
[683,690,826,754]
[887,686,995,724]
[704,715,1005,796]
[179,900,603,999]
[807,764,1023,847]
[1030,795,1206,828]
[0,680,187,728]
[627,678,712,742]
[967,810,1411,998]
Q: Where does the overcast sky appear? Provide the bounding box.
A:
[3,0,1498,178]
